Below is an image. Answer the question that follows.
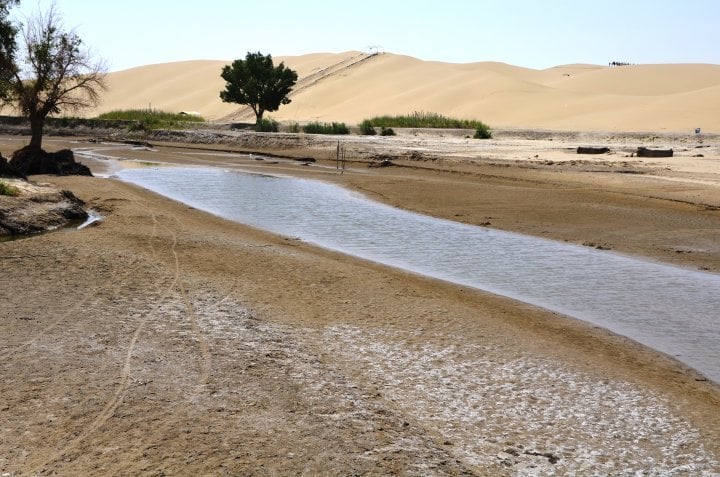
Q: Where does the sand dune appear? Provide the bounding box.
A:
[89,51,720,133]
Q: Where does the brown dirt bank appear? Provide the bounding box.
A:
[2,133,720,475]
[0,178,87,236]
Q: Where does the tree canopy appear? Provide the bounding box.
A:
[220,52,298,126]
[0,0,19,102]
[0,4,106,150]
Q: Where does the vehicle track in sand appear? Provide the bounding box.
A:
[0,203,162,360]
[160,212,213,389]
[22,201,178,474]
[23,196,214,474]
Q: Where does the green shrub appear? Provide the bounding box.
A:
[287,122,300,133]
[53,116,81,128]
[255,118,279,132]
[302,121,349,135]
[362,111,488,129]
[359,119,376,135]
[301,122,323,134]
[473,123,492,139]
[380,126,396,136]
[97,109,205,130]
[0,180,19,196]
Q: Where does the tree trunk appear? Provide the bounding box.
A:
[254,109,265,132]
[28,113,44,151]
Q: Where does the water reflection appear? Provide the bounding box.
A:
[117,166,720,383]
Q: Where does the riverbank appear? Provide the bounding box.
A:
[2,133,719,475]
[73,128,720,272]
[0,178,88,236]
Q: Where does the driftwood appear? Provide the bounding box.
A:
[577,146,610,155]
[637,147,673,158]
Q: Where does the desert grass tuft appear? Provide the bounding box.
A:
[255,118,279,132]
[0,179,20,196]
[302,121,349,135]
[97,109,205,130]
[363,111,490,132]
[473,123,492,139]
[359,119,376,135]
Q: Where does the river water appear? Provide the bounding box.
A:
[116,166,720,383]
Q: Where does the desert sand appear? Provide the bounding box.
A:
[2,128,720,475]
[2,50,720,475]
[88,52,720,132]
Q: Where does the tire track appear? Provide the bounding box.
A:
[0,188,165,361]
[25,199,220,474]
[158,213,212,389]
[107,194,214,392]
[25,280,183,475]
[0,251,145,361]
[0,287,98,361]
[24,204,183,475]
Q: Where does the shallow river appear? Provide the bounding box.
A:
[116,166,720,383]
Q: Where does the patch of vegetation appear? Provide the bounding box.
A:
[359,119,376,135]
[0,179,20,196]
[255,118,279,132]
[287,122,301,133]
[363,111,489,130]
[473,123,492,139]
[302,121,349,135]
[380,126,396,136]
[220,52,298,124]
[97,109,205,131]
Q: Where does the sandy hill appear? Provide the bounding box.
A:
[89,51,720,133]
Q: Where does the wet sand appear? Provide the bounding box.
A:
[1,133,719,475]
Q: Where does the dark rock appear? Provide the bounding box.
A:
[369,159,393,168]
[637,147,673,158]
[60,190,89,220]
[0,153,24,179]
[9,146,93,177]
[577,146,610,154]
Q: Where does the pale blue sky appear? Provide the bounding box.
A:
[13,0,720,71]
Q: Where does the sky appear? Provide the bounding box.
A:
[12,0,720,72]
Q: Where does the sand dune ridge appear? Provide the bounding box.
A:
[90,52,720,133]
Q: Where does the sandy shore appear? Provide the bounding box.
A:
[1,133,719,475]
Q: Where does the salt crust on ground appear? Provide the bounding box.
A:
[191,289,719,475]
[8,257,716,474]
[5,265,717,474]
[319,325,719,475]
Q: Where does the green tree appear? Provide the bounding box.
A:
[220,52,298,127]
[0,5,106,151]
[0,0,20,102]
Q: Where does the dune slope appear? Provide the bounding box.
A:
[90,52,720,132]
